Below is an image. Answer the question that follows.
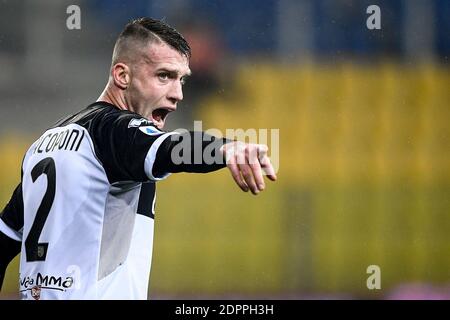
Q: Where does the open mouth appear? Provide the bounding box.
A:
[151,107,174,129]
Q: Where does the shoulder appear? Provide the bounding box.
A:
[53,101,150,131]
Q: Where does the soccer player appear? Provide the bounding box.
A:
[0,18,276,299]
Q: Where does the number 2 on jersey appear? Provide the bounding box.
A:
[25,157,56,262]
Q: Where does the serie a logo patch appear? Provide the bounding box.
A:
[139,126,163,136]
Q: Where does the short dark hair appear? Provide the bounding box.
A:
[113,17,191,64]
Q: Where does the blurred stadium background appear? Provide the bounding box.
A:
[0,0,449,299]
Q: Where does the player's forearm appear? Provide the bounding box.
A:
[153,131,232,176]
[0,232,21,290]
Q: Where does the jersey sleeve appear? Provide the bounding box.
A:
[0,183,24,241]
[90,109,229,184]
[89,111,168,183]
[0,183,23,290]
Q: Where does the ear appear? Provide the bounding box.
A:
[111,63,130,90]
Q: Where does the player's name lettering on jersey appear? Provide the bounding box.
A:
[33,128,85,154]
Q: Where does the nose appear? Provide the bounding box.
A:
[167,81,183,105]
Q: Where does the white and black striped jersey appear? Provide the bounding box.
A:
[0,101,226,300]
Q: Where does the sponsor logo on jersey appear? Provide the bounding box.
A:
[139,125,163,136]
[128,118,153,128]
[20,272,75,295]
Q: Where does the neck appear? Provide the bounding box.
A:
[97,82,129,111]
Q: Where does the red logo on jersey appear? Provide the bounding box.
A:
[31,285,42,300]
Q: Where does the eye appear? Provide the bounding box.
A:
[158,73,169,81]
[180,77,187,86]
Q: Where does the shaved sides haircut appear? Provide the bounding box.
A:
[112,17,191,66]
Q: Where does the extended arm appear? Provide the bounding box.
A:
[93,111,277,192]
[152,132,277,194]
